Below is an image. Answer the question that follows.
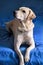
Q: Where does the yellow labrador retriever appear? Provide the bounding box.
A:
[6,7,36,65]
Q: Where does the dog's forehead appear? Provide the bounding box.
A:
[19,7,30,11]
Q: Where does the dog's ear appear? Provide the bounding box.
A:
[28,9,36,19]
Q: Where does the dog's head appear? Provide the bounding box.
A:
[13,7,36,21]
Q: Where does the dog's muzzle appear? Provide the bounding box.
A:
[13,11,16,17]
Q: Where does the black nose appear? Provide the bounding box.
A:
[13,11,16,16]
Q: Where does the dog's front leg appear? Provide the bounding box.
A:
[14,35,24,65]
[25,38,35,62]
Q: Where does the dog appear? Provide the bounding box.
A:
[6,7,36,65]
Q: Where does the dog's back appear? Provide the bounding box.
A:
[6,18,23,33]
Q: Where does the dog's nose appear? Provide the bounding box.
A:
[13,11,16,16]
[13,11,16,15]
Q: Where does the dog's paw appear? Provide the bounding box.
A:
[25,55,30,62]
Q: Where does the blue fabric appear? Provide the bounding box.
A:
[0,16,43,65]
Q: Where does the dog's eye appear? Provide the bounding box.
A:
[22,10,26,13]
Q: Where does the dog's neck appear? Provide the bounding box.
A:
[15,18,33,29]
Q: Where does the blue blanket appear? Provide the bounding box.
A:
[0,16,43,65]
[0,46,43,65]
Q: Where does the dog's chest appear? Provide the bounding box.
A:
[18,30,33,41]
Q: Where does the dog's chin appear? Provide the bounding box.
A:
[14,16,22,22]
[16,17,24,21]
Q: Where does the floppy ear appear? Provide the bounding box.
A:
[28,9,36,19]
